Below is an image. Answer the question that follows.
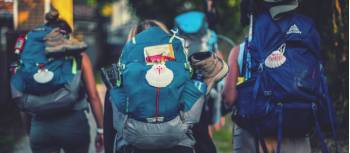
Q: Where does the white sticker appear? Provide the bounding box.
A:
[33,69,54,83]
[145,64,173,88]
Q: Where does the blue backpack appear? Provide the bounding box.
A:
[10,24,83,115]
[232,11,337,153]
[108,27,205,149]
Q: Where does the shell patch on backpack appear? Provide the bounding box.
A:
[145,63,174,88]
[264,43,286,69]
[144,44,175,65]
[33,69,54,83]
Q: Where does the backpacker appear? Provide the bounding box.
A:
[107,27,206,150]
[175,11,225,125]
[10,24,86,115]
[232,11,337,153]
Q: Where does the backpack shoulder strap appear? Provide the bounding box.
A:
[169,28,192,74]
[238,42,246,75]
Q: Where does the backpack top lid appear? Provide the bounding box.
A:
[251,11,320,59]
[20,24,53,66]
[122,27,181,63]
[175,11,206,34]
[133,26,171,44]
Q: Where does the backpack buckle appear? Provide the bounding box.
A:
[146,116,164,123]
[258,63,264,72]
[311,103,317,111]
[264,90,272,96]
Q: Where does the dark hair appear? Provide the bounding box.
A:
[45,9,72,34]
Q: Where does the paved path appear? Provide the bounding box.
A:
[13,84,107,153]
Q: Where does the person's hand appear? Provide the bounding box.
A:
[95,133,104,152]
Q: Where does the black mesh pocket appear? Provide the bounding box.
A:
[101,63,122,89]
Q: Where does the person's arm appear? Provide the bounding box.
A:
[81,52,104,149]
[222,46,240,106]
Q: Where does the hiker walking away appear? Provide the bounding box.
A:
[223,0,338,153]
[174,10,229,153]
[102,19,223,153]
[10,10,104,153]
[101,20,169,153]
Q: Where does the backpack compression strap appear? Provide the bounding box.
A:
[169,28,192,74]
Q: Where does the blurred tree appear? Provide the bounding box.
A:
[299,0,349,131]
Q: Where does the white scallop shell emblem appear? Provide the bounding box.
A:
[145,63,174,88]
[265,43,286,68]
[33,69,54,83]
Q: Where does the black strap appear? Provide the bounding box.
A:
[255,128,269,153]
[312,103,329,153]
[320,65,338,153]
[276,103,284,153]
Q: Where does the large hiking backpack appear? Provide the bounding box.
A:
[232,11,337,153]
[107,27,205,150]
[10,24,85,115]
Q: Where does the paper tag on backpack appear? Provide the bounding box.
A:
[33,69,54,83]
[144,44,175,65]
[145,63,173,87]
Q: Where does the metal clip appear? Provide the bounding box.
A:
[311,103,317,111]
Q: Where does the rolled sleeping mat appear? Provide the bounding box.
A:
[264,0,299,19]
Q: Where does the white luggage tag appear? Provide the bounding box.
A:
[264,43,286,68]
[33,64,54,83]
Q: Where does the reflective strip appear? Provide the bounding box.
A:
[238,42,245,74]
[72,57,77,74]
[132,37,136,44]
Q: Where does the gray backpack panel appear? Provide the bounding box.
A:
[12,71,84,115]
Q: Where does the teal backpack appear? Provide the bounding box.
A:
[10,24,85,115]
[108,27,206,150]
